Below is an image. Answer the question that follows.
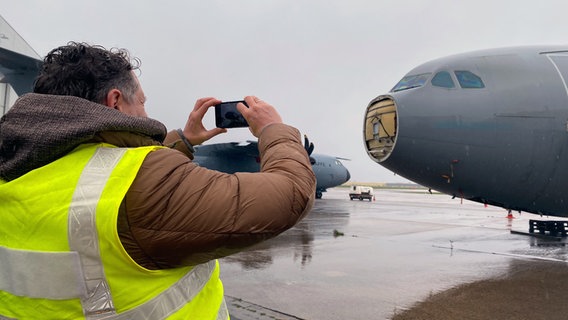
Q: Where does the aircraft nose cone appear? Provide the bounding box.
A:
[345,170,351,182]
[364,96,397,163]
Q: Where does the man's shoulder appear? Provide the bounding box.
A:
[143,147,191,166]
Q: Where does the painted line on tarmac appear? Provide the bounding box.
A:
[226,295,305,320]
[432,244,568,263]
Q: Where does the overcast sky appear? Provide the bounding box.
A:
[1,1,567,182]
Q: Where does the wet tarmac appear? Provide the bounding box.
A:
[220,188,568,320]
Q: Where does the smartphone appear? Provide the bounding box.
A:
[215,100,249,128]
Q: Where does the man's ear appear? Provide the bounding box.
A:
[105,89,122,110]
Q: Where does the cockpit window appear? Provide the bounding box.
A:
[391,73,431,92]
[431,71,455,88]
[454,70,485,88]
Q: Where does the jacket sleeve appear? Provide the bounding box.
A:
[120,123,316,269]
[161,129,195,159]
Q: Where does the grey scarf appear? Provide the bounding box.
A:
[0,93,167,181]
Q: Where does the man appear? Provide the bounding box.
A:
[0,42,316,319]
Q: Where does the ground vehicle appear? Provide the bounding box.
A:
[349,186,374,201]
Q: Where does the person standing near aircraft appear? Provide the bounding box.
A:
[0,42,316,319]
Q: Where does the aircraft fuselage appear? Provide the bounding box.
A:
[364,46,568,217]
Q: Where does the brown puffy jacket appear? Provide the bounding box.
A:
[117,125,316,269]
[0,93,316,270]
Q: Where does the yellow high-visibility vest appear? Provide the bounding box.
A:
[0,143,228,319]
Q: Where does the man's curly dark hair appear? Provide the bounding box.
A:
[33,41,141,104]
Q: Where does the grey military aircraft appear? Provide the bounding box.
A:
[194,139,351,199]
[364,46,568,217]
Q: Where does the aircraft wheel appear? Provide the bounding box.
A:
[316,191,323,199]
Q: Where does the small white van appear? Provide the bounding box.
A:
[349,186,374,201]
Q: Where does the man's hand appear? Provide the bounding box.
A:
[238,96,283,137]
[183,97,227,145]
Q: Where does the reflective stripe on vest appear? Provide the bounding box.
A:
[0,147,227,319]
[0,246,85,299]
[69,147,126,317]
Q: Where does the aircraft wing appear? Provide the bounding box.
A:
[194,140,259,157]
[193,141,261,173]
[0,46,41,73]
[0,15,42,95]
[0,47,41,95]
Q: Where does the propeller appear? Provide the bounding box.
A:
[304,135,316,165]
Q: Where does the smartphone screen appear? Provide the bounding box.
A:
[215,101,249,128]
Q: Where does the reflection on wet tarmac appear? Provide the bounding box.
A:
[223,198,350,270]
[222,228,315,270]
[221,188,568,320]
